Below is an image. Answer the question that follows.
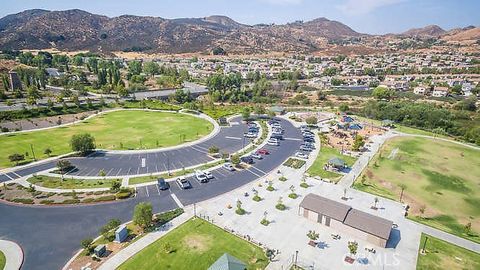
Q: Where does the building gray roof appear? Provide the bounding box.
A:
[343,209,393,240]
[208,253,246,270]
[299,193,351,222]
[300,193,393,240]
[328,157,346,167]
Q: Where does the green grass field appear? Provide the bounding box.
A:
[307,146,356,182]
[27,175,119,189]
[417,233,480,270]
[354,136,480,243]
[118,218,269,270]
[0,110,213,169]
[0,250,5,270]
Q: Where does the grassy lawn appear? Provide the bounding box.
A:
[0,250,5,270]
[355,116,450,138]
[118,218,269,270]
[0,110,213,169]
[307,145,357,182]
[27,175,119,189]
[417,233,480,270]
[354,136,480,243]
[129,160,225,185]
[200,105,244,120]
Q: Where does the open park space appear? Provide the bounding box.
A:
[0,110,213,168]
[307,145,356,182]
[417,233,480,270]
[354,136,480,243]
[118,218,269,270]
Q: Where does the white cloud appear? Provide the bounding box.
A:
[337,0,406,15]
[261,0,303,5]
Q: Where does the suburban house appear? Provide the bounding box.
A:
[432,86,449,97]
[299,194,393,247]
[413,86,427,95]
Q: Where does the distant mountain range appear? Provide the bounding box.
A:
[0,9,477,54]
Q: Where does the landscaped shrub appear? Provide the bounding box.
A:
[115,192,132,200]
[156,208,184,225]
[40,200,55,205]
[283,158,306,169]
[60,199,81,204]
[82,198,95,203]
[12,198,34,204]
[94,195,116,202]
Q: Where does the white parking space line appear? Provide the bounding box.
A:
[194,145,209,151]
[170,193,184,208]
[136,167,140,175]
[127,167,132,175]
[86,168,96,176]
[250,166,267,175]
[116,168,123,176]
[12,172,21,178]
[106,168,114,176]
[284,137,303,141]
[215,170,227,177]
[225,136,242,140]
[246,168,262,177]
[155,184,161,195]
[145,186,149,197]
[146,167,149,173]
[141,158,146,168]
[155,165,158,172]
[3,173,13,180]
[178,160,185,169]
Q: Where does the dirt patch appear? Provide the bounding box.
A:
[183,234,212,253]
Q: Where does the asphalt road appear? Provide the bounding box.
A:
[0,116,249,181]
[0,117,302,270]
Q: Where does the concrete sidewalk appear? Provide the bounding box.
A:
[97,209,194,270]
[0,240,23,270]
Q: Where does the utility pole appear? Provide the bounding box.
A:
[30,144,36,161]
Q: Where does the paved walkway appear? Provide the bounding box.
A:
[96,209,193,270]
[0,240,23,270]
[338,130,397,187]
[413,221,480,253]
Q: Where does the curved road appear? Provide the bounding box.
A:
[0,117,302,270]
[0,116,249,181]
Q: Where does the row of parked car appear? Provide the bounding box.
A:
[267,119,284,146]
[295,125,316,159]
[157,120,282,191]
[244,122,260,138]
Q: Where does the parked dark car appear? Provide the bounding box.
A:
[157,178,170,190]
[241,156,254,164]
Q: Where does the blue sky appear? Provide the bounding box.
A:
[1,0,479,34]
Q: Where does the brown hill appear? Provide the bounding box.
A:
[0,9,361,54]
[401,25,446,37]
[442,26,480,44]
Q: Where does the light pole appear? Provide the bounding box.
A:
[30,144,36,161]
[422,236,429,253]
[294,250,299,268]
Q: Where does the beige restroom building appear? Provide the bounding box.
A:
[299,193,393,247]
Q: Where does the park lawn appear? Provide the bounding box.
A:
[200,105,244,120]
[27,175,119,189]
[354,136,480,243]
[307,145,357,183]
[417,233,480,270]
[0,110,213,169]
[355,116,450,138]
[0,250,5,270]
[118,218,269,270]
